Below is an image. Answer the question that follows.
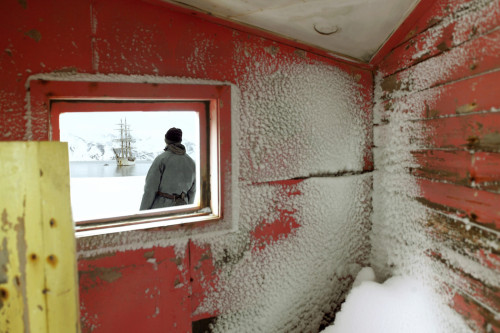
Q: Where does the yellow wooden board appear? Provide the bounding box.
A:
[0,142,80,333]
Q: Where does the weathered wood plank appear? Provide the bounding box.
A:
[380,28,500,99]
[430,251,500,318]
[422,112,500,152]
[412,150,472,185]
[418,178,500,230]
[412,150,500,192]
[472,152,500,192]
[376,70,500,123]
[452,292,500,333]
[392,0,478,47]
[379,0,500,77]
[426,212,500,274]
[0,142,80,333]
[79,246,192,332]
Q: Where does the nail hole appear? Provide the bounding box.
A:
[47,255,58,267]
[30,253,37,261]
[49,218,56,227]
[0,288,8,300]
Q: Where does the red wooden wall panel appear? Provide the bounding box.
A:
[0,0,372,331]
[0,0,93,140]
[79,246,192,332]
[376,0,500,331]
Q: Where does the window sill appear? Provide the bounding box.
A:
[75,212,221,238]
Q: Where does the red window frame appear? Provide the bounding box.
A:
[29,80,232,236]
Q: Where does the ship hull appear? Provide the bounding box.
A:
[116,157,135,166]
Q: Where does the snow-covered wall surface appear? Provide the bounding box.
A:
[0,1,373,332]
[372,0,500,331]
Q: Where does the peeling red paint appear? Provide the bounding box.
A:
[251,209,301,252]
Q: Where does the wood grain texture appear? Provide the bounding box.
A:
[379,0,500,77]
[418,178,500,230]
[412,150,500,192]
[0,142,80,333]
[380,28,500,100]
[376,70,500,124]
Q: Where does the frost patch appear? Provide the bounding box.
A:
[186,35,216,76]
[197,175,372,332]
[236,52,369,182]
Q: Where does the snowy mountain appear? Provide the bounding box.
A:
[65,133,196,162]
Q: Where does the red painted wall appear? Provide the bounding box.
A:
[373,0,499,331]
[1,0,373,332]
[2,0,498,331]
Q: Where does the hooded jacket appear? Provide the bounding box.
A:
[140,143,196,210]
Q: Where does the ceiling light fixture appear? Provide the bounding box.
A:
[313,23,340,35]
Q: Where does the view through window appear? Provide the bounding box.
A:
[30,80,230,235]
[56,104,204,223]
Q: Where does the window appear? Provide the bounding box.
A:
[30,79,231,236]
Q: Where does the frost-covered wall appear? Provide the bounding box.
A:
[0,0,373,332]
[372,0,500,331]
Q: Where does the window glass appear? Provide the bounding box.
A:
[59,111,200,222]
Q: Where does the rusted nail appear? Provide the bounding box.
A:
[47,255,58,267]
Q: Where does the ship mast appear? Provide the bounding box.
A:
[113,118,135,164]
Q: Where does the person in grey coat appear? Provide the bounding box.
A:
[140,127,196,210]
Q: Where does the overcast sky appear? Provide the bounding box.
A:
[59,111,199,145]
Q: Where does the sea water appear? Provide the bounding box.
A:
[69,160,153,178]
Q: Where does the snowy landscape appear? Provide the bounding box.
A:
[59,111,199,221]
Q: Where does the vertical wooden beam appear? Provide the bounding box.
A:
[0,142,80,333]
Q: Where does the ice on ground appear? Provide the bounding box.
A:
[70,176,145,221]
[322,267,441,333]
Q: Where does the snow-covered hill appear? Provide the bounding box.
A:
[64,133,196,162]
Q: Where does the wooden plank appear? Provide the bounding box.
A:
[429,251,500,317]
[378,0,500,77]
[377,70,500,123]
[79,246,191,332]
[472,152,500,192]
[422,112,500,152]
[373,0,473,66]
[380,28,500,99]
[452,292,500,333]
[37,143,80,333]
[412,150,472,186]
[189,241,219,323]
[418,178,500,230]
[0,143,34,332]
[412,150,500,193]
[0,142,80,333]
[426,212,500,273]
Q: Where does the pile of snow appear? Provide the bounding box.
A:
[322,267,441,333]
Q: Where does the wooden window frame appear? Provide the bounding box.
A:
[29,80,232,237]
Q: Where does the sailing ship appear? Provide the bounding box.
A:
[113,118,136,166]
